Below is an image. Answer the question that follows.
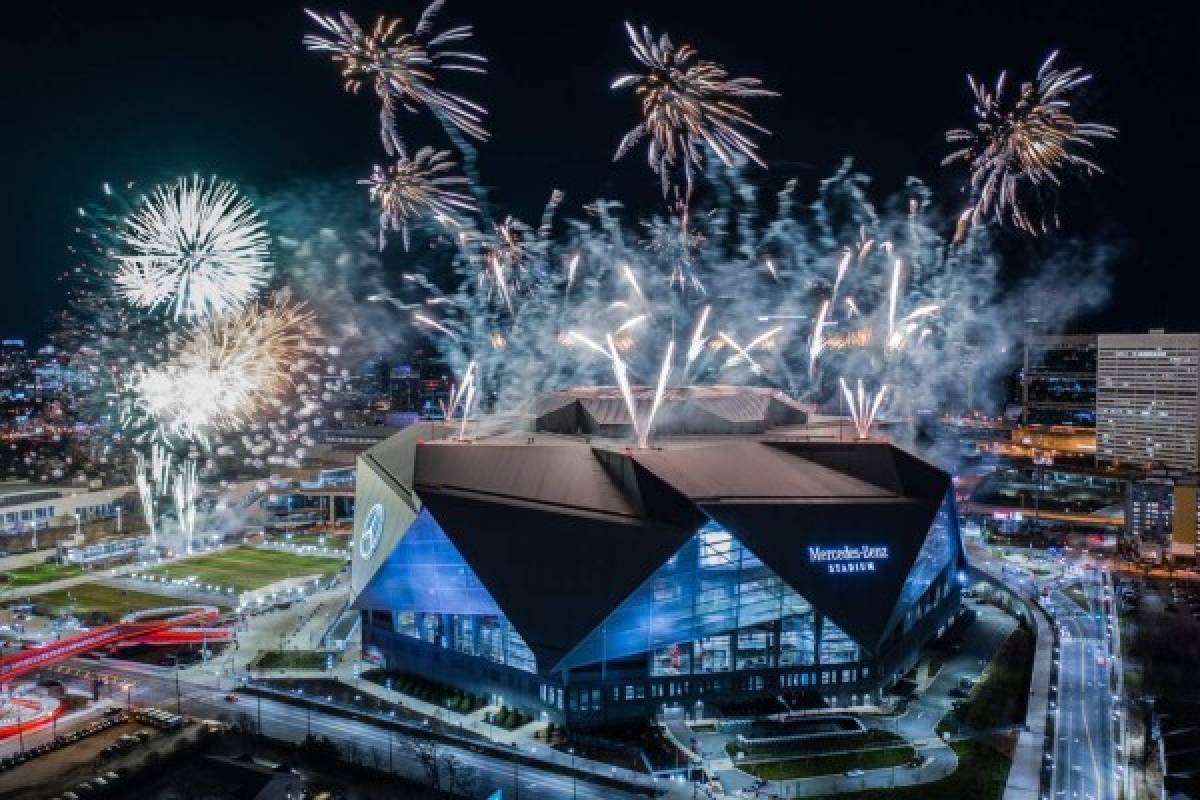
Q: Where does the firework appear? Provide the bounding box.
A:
[611,22,776,205]
[840,378,887,439]
[808,299,831,379]
[173,458,198,554]
[639,339,675,449]
[304,3,488,154]
[439,359,478,440]
[361,146,477,250]
[133,444,172,545]
[943,51,1116,237]
[414,311,460,340]
[718,326,781,376]
[128,296,319,444]
[114,177,271,321]
[685,305,712,368]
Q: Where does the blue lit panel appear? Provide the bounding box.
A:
[890,488,961,623]
[355,508,501,615]
[558,521,822,674]
[356,508,537,673]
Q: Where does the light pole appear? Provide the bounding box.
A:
[570,747,577,800]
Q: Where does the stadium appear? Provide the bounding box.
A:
[350,387,967,726]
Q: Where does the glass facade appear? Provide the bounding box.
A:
[888,489,961,636]
[557,521,855,676]
[356,509,537,673]
[360,495,963,720]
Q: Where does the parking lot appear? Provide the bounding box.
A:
[0,715,197,800]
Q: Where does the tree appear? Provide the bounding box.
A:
[397,734,477,795]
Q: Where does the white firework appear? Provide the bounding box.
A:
[173,458,199,554]
[115,177,271,320]
[126,296,318,445]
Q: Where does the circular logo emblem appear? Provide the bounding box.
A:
[359,503,385,559]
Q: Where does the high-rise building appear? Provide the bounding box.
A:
[389,364,421,412]
[1096,332,1200,471]
[1126,479,1174,540]
[1022,335,1098,427]
[1171,483,1199,561]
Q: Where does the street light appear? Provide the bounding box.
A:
[569,747,577,800]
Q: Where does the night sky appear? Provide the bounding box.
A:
[1,1,1195,343]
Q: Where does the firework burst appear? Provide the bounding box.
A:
[128,296,319,444]
[114,177,271,320]
[361,146,477,250]
[943,51,1116,238]
[304,2,488,154]
[611,22,776,204]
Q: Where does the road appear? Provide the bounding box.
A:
[0,657,669,800]
[1046,562,1117,800]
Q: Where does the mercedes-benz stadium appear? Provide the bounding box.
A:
[350,387,967,726]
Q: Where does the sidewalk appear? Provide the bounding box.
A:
[970,558,1053,800]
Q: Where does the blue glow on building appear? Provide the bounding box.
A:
[356,508,537,673]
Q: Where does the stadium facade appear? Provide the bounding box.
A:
[351,387,967,726]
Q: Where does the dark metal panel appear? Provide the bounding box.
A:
[631,441,896,502]
[419,490,694,671]
[414,442,641,519]
[763,440,950,503]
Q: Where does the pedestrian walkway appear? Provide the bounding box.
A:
[970,554,1053,800]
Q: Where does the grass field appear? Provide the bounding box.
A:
[732,729,914,779]
[742,744,915,780]
[143,547,345,593]
[32,582,192,622]
[0,562,85,589]
[813,739,1010,800]
[251,650,333,670]
[939,626,1035,734]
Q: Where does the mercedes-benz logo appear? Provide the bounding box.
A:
[359,503,384,559]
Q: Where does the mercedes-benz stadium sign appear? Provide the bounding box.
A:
[806,544,890,574]
[359,503,385,559]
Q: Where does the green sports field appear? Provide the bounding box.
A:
[0,562,85,589]
[32,582,191,621]
[142,546,345,594]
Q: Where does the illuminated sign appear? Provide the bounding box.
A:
[807,545,890,574]
[359,503,385,559]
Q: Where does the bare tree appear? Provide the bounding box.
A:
[397,734,477,795]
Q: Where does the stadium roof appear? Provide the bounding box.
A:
[355,389,958,667]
